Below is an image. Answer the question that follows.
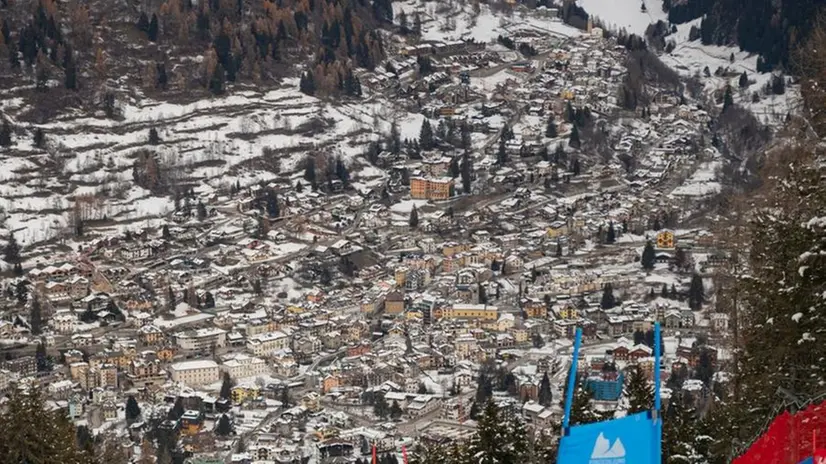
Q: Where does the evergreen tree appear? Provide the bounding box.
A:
[419,119,434,150]
[8,39,20,69]
[0,388,91,464]
[30,293,43,335]
[4,233,21,265]
[149,128,160,145]
[65,59,77,90]
[137,12,150,32]
[398,10,409,32]
[460,121,472,150]
[409,205,419,229]
[216,414,232,436]
[688,274,704,310]
[166,286,175,314]
[413,12,422,35]
[569,124,581,148]
[496,137,507,165]
[148,13,159,41]
[35,341,51,372]
[771,73,786,95]
[501,123,514,141]
[565,101,575,122]
[197,201,207,221]
[16,279,28,303]
[571,158,581,176]
[569,386,602,426]
[674,247,687,270]
[662,393,698,463]
[738,71,749,88]
[157,62,168,90]
[161,224,171,240]
[389,121,401,155]
[546,116,558,138]
[600,283,616,309]
[373,393,389,419]
[280,388,291,407]
[606,221,616,244]
[390,400,402,419]
[624,365,653,413]
[168,397,184,421]
[209,63,226,95]
[556,240,563,257]
[641,241,656,270]
[723,84,734,111]
[661,283,668,298]
[126,396,142,424]
[33,128,45,149]
[538,372,553,406]
[467,401,530,464]
[299,71,316,95]
[0,119,12,147]
[303,157,316,185]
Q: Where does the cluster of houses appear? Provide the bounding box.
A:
[0,8,737,463]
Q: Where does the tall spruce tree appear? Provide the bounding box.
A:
[220,372,234,400]
[538,372,553,406]
[409,205,419,229]
[546,115,558,138]
[662,392,699,463]
[4,232,21,265]
[0,387,91,463]
[569,124,581,148]
[569,386,603,426]
[688,274,705,310]
[467,401,530,464]
[126,395,142,424]
[723,84,734,111]
[600,283,616,309]
[642,241,656,270]
[30,293,43,335]
[216,414,232,436]
[0,119,12,146]
[419,119,434,150]
[624,365,653,413]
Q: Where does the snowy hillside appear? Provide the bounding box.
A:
[578,0,799,125]
[579,0,666,36]
[394,0,582,44]
[0,83,397,249]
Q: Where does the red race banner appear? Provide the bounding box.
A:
[735,402,826,464]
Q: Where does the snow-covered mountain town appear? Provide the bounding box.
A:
[0,0,823,462]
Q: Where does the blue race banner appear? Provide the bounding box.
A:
[797,458,813,464]
[558,412,658,464]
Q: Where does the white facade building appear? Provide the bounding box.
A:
[175,328,227,351]
[220,354,269,379]
[169,360,220,386]
[246,331,289,357]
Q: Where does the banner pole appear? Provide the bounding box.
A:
[654,322,662,464]
[562,327,582,431]
[654,322,661,411]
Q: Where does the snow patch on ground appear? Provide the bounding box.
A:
[578,0,666,36]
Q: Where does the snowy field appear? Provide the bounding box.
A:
[579,0,667,36]
[394,0,582,44]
